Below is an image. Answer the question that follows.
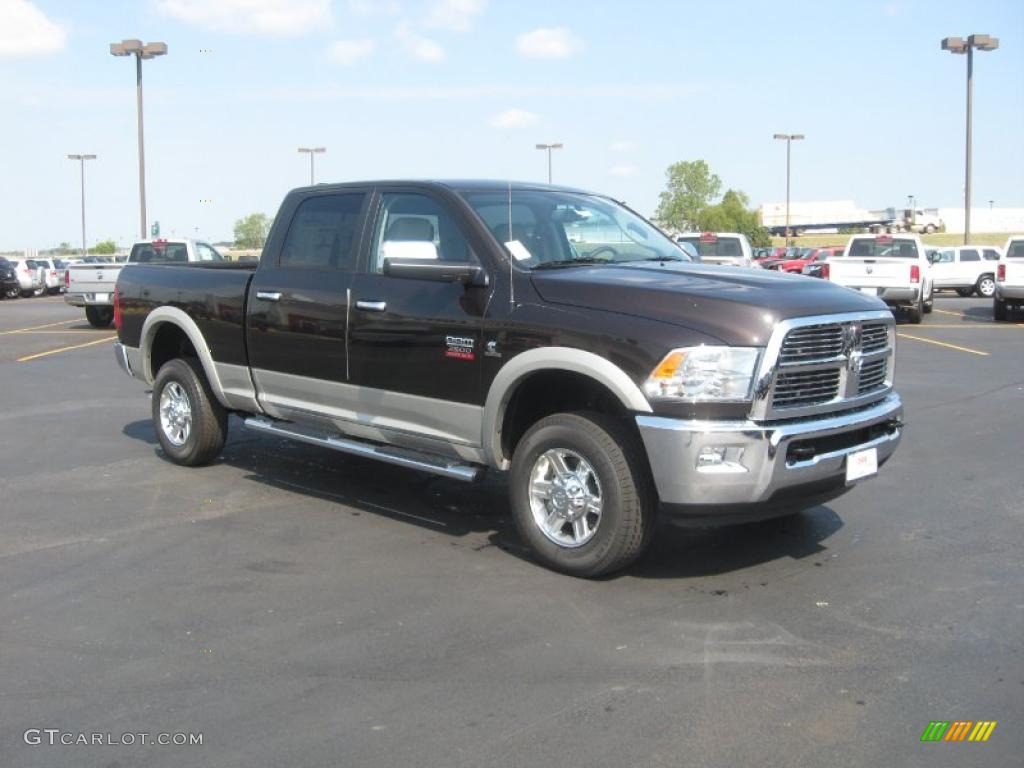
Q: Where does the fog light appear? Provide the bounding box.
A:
[696,446,747,474]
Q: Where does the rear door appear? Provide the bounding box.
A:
[247,190,370,421]
[956,248,981,285]
[346,188,491,449]
[930,248,956,287]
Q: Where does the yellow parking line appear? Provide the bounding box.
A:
[933,308,966,318]
[17,335,115,362]
[897,332,989,356]
[0,319,78,334]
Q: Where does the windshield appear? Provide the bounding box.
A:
[677,235,743,259]
[848,238,919,259]
[461,190,690,268]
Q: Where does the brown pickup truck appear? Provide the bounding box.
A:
[113,180,903,577]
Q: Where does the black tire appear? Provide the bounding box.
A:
[85,306,113,328]
[3,287,18,299]
[924,224,936,234]
[993,298,1008,322]
[976,275,996,298]
[151,357,228,467]
[955,288,974,297]
[509,411,655,578]
[906,295,923,324]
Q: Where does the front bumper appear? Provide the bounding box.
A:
[637,394,903,522]
[64,292,113,307]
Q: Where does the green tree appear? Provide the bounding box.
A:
[89,240,117,254]
[695,189,772,248]
[233,213,271,249]
[654,160,722,231]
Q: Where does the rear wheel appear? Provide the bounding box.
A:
[993,298,1008,322]
[924,224,936,234]
[3,286,18,299]
[976,275,996,298]
[85,306,113,327]
[906,295,923,324]
[509,412,655,578]
[151,358,228,466]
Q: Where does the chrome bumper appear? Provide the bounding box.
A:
[636,394,903,509]
[64,292,112,307]
[114,342,143,380]
[995,284,1024,301]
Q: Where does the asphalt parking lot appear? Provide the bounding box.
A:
[1,294,1021,767]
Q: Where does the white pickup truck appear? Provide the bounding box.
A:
[928,245,1002,298]
[65,239,225,326]
[827,234,934,323]
[994,236,1024,321]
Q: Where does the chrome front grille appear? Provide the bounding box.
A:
[858,358,887,394]
[773,369,841,406]
[754,311,896,420]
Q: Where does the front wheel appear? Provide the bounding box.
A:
[85,306,113,327]
[152,358,228,466]
[976,275,996,298]
[509,412,655,578]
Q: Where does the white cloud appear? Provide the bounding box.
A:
[515,27,582,59]
[609,165,638,177]
[349,0,400,15]
[0,0,66,57]
[425,0,484,32]
[157,0,331,36]
[327,38,375,64]
[394,22,444,61]
[609,140,637,153]
[489,108,539,129]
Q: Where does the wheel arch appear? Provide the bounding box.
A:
[140,307,230,409]
[482,347,652,469]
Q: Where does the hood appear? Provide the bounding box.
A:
[529,261,886,346]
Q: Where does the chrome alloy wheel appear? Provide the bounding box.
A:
[978,277,996,298]
[528,448,603,548]
[159,381,192,447]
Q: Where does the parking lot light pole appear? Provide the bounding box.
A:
[110,39,168,240]
[67,154,97,259]
[773,133,804,246]
[535,143,563,184]
[297,147,326,184]
[941,34,999,245]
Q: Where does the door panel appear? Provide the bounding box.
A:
[347,191,490,445]
[246,192,368,415]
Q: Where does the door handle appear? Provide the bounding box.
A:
[356,300,387,312]
[256,291,282,302]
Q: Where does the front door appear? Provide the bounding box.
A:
[247,191,369,421]
[347,190,491,451]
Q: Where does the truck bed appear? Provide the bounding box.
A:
[117,262,257,370]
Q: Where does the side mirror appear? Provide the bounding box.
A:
[383,258,488,286]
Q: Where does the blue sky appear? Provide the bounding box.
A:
[1,0,1022,249]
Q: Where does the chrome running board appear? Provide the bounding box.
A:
[243,417,482,482]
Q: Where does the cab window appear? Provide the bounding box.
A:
[371,193,474,273]
[959,249,980,262]
[280,194,366,270]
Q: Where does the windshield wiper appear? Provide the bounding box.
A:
[530,258,612,270]
[625,256,687,263]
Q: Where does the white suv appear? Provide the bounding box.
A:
[929,245,1002,298]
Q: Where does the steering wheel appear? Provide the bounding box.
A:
[586,246,620,261]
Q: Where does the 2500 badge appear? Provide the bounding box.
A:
[445,335,475,361]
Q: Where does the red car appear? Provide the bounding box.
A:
[775,246,843,274]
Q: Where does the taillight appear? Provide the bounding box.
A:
[64,269,71,288]
[998,263,1006,282]
[821,263,830,280]
[910,264,920,284]
[113,285,122,330]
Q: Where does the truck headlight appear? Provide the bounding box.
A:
[643,346,761,401]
